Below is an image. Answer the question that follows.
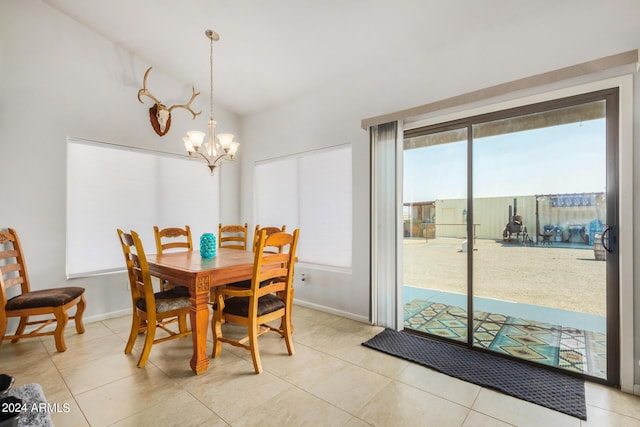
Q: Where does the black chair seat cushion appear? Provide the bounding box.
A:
[226,279,252,289]
[226,277,284,289]
[5,287,84,310]
[223,294,285,318]
[136,287,191,313]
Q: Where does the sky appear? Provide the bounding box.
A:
[403,119,606,202]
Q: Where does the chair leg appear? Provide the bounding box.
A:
[125,311,141,354]
[290,288,295,333]
[211,295,224,358]
[211,316,223,358]
[74,295,86,334]
[277,290,294,333]
[10,316,28,343]
[248,321,262,374]
[283,312,295,356]
[178,314,188,334]
[53,307,69,352]
[137,319,156,368]
[0,315,7,344]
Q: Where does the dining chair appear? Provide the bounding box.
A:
[211,228,299,374]
[117,229,192,368]
[153,225,192,290]
[213,224,289,295]
[0,228,86,352]
[251,224,286,253]
[218,223,248,251]
[153,225,193,254]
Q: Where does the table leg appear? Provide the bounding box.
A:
[190,276,211,374]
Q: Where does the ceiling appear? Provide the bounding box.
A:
[43,0,640,117]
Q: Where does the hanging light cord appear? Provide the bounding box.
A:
[209,34,214,123]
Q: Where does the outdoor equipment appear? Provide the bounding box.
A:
[502,198,530,243]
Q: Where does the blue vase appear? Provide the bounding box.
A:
[200,233,217,258]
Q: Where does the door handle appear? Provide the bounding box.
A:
[601,225,615,253]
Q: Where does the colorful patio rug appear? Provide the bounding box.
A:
[403,299,607,378]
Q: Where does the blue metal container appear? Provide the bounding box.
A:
[589,220,603,246]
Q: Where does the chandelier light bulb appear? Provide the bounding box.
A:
[228,141,240,159]
[182,136,195,153]
[217,133,235,150]
[187,131,206,150]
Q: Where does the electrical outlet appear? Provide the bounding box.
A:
[300,272,307,283]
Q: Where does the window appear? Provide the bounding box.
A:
[66,138,220,277]
[254,144,352,268]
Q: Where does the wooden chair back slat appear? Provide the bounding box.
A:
[218,223,248,251]
[153,226,193,254]
[251,225,287,252]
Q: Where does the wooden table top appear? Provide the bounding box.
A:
[146,248,258,288]
[147,248,255,272]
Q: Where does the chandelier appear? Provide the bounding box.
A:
[182,30,239,174]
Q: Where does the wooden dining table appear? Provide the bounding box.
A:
[146,248,258,374]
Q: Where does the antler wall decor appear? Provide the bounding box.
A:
[137,67,201,136]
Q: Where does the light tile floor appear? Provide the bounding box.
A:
[1,305,639,426]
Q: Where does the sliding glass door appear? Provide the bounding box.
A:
[402,89,619,384]
[403,126,469,343]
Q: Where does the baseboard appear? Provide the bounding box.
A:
[25,302,368,334]
[73,303,369,327]
[83,309,130,324]
[633,383,640,396]
[293,299,370,324]
[76,304,368,326]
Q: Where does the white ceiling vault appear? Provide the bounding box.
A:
[43,0,640,118]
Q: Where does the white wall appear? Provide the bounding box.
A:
[0,1,240,321]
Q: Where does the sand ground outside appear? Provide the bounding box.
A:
[403,237,607,316]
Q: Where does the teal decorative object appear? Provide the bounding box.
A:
[200,233,217,258]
